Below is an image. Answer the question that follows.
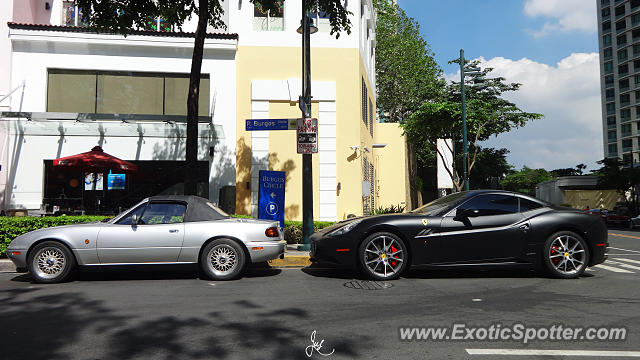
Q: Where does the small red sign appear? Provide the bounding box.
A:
[296,118,318,154]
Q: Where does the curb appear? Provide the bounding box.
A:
[0,259,16,273]
[268,255,311,268]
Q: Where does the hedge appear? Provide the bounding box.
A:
[0,215,335,257]
[0,216,109,257]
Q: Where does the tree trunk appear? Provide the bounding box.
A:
[185,0,208,196]
[406,141,420,210]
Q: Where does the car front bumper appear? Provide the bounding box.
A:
[247,240,286,263]
[309,232,357,270]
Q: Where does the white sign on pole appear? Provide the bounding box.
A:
[437,139,454,189]
[296,118,318,154]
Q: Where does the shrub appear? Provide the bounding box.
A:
[370,204,405,215]
[0,216,109,257]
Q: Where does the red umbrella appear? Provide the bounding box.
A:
[53,146,138,173]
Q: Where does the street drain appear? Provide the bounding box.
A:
[343,280,394,290]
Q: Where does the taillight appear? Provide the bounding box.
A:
[265,227,279,238]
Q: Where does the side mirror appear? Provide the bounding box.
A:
[131,214,139,225]
[454,208,480,221]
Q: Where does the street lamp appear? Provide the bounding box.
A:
[298,7,316,251]
[459,49,485,192]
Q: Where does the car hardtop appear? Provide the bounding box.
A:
[111,195,230,223]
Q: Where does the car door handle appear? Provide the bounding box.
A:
[519,224,530,231]
[169,229,179,233]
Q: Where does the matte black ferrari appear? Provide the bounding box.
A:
[310,190,608,280]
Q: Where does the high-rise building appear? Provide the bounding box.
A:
[598,0,640,165]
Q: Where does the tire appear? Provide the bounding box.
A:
[200,239,246,280]
[27,241,75,284]
[358,232,408,281]
[542,231,590,279]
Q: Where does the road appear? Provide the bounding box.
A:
[1,230,640,359]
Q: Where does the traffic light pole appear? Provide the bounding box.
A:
[299,8,313,251]
[459,49,469,191]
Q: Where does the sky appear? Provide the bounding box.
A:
[396,0,601,172]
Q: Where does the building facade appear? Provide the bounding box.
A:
[597,0,640,164]
[0,0,408,220]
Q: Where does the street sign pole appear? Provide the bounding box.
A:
[299,8,313,251]
[460,49,469,192]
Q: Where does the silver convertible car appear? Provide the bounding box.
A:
[6,195,286,283]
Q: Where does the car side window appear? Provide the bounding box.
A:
[139,203,187,225]
[115,204,147,225]
[519,197,543,212]
[457,194,519,216]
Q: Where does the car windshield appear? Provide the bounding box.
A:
[411,192,468,216]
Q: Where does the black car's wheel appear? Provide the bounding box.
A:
[543,231,589,279]
[200,239,246,280]
[359,232,408,281]
[27,241,75,284]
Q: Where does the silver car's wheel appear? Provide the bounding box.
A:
[27,241,75,283]
[359,232,408,281]
[543,231,589,279]
[200,239,246,280]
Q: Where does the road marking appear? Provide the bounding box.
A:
[609,233,640,239]
[607,254,640,256]
[592,264,634,273]
[607,260,640,271]
[466,349,640,357]
[609,247,640,254]
[615,257,640,265]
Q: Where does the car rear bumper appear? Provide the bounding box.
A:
[6,248,27,269]
[247,240,286,263]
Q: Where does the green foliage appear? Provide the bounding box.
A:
[374,0,443,123]
[0,216,109,257]
[231,215,334,244]
[370,204,406,215]
[402,62,542,191]
[593,158,640,213]
[457,146,512,190]
[500,166,552,195]
[549,163,588,177]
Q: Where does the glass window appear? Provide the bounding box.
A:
[633,0,640,9]
[602,0,610,5]
[139,203,187,225]
[617,33,627,45]
[604,62,613,73]
[456,194,520,216]
[116,203,147,225]
[607,102,616,114]
[615,4,625,16]
[47,70,97,113]
[606,75,614,86]
[603,34,612,46]
[411,192,467,216]
[623,153,633,166]
[609,130,617,141]
[603,7,611,17]
[519,198,543,212]
[606,88,615,99]
[621,93,631,104]
[609,143,618,154]
[635,60,640,71]
[620,78,630,89]
[616,19,626,31]
[604,48,613,58]
[621,108,631,120]
[633,13,640,25]
[634,44,640,56]
[622,123,632,133]
[618,48,628,61]
[253,1,284,31]
[603,21,611,31]
[608,116,617,126]
[633,28,640,40]
[619,63,629,75]
[362,77,368,127]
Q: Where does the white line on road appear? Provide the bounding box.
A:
[607,254,640,256]
[609,247,640,254]
[615,257,640,265]
[592,264,634,273]
[607,260,640,271]
[466,349,640,357]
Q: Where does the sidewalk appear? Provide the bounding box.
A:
[0,245,311,273]
[267,244,311,268]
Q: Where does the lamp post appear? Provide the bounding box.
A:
[459,49,483,192]
[297,7,317,251]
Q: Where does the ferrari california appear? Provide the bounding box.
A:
[310,190,608,280]
[6,195,285,283]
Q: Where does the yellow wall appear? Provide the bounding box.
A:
[564,190,621,210]
[235,45,400,220]
[374,123,408,211]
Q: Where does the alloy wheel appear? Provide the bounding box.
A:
[548,235,586,276]
[363,235,405,279]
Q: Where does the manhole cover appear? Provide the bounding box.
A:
[343,280,394,290]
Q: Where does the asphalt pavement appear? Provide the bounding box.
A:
[1,230,640,359]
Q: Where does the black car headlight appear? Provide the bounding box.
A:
[327,220,362,236]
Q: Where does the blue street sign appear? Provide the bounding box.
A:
[245,118,297,131]
[258,170,286,229]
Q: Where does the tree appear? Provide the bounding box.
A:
[461,146,512,189]
[75,0,352,195]
[593,158,640,214]
[402,60,543,192]
[373,0,443,208]
[500,166,552,195]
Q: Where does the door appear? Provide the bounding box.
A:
[436,193,526,263]
[97,202,186,264]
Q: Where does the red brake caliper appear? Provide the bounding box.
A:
[390,245,398,267]
[551,245,560,265]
